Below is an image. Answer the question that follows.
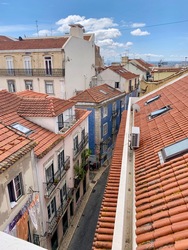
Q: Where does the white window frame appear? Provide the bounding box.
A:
[103,105,108,117]
[6,56,14,75]
[58,150,65,170]
[25,80,33,90]
[47,197,56,220]
[8,173,23,208]
[60,182,67,204]
[45,162,54,183]
[45,81,54,94]
[112,102,116,111]
[7,80,16,92]
[23,56,32,75]
[44,56,52,75]
[103,122,108,136]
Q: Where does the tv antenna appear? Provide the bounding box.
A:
[36,20,39,37]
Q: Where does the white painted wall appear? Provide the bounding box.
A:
[124,63,146,81]
[63,36,96,99]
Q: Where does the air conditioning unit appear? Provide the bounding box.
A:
[131,126,140,148]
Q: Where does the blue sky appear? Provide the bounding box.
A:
[0,0,188,64]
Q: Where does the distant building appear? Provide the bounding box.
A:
[0,24,103,99]
[71,84,126,167]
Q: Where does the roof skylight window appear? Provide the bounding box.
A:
[11,123,32,135]
[100,90,107,95]
[149,105,171,119]
[158,138,188,163]
[145,94,161,105]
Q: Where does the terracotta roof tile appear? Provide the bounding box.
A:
[92,111,127,249]
[71,84,125,104]
[108,65,139,79]
[0,122,36,173]
[0,36,68,50]
[134,75,188,249]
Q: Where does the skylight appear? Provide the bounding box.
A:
[149,105,171,119]
[158,138,188,163]
[100,90,107,95]
[11,123,32,135]
[145,94,161,105]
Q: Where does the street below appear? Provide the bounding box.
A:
[68,167,109,250]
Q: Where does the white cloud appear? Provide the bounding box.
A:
[131,28,150,36]
[0,25,34,33]
[56,15,118,34]
[94,28,121,40]
[131,23,146,28]
[96,39,132,49]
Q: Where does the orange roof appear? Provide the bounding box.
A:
[0,36,68,50]
[134,76,188,249]
[92,111,127,250]
[108,65,139,79]
[132,58,153,69]
[71,84,125,104]
[16,90,49,98]
[93,75,188,249]
[0,90,22,115]
[0,122,36,173]
[17,96,74,117]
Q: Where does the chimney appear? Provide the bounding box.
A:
[69,24,84,39]
[121,56,129,66]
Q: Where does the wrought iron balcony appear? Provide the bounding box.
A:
[73,133,88,159]
[46,188,74,235]
[0,68,65,77]
[44,157,70,198]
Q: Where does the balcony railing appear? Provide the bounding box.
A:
[0,68,65,77]
[59,116,76,133]
[44,156,70,198]
[46,188,74,235]
[73,134,88,159]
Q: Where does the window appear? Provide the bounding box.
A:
[45,56,52,75]
[6,56,14,75]
[23,56,32,75]
[73,135,79,154]
[145,95,161,105]
[46,163,54,183]
[60,183,67,204]
[159,138,188,163]
[11,123,31,135]
[47,197,56,220]
[8,173,23,207]
[112,102,116,111]
[25,80,33,90]
[129,80,132,92]
[115,82,119,88]
[58,150,65,170]
[81,128,85,141]
[7,80,16,92]
[149,105,171,119]
[58,114,64,130]
[103,106,108,117]
[103,123,108,136]
[45,81,54,94]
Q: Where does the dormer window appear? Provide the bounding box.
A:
[145,94,161,105]
[158,138,188,163]
[149,105,171,119]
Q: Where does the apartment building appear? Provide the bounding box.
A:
[0,24,100,99]
[93,74,188,249]
[71,84,126,167]
[0,90,91,250]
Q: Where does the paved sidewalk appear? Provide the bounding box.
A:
[59,165,109,250]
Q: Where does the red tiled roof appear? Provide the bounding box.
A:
[16,90,49,98]
[134,75,188,249]
[0,122,36,173]
[71,84,125,104]
[132,58,153,69]
[17,96,74,117]
[92,111,127,250]
[0,36,69,50]
[108,65,139,79]
[0,90,90,158]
